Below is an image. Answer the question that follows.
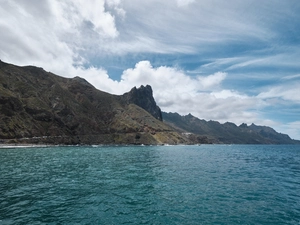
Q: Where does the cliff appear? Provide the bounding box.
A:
[122,85,162,121]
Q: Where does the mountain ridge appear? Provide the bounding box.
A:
[162,112,300,144]
[0,60,298,145]
[0,60,187,145]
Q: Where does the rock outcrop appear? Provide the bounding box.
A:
[122,85,163,121]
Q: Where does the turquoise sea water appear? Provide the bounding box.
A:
[0,145,299,224]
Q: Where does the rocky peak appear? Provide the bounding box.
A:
[72,76,94,88]
[122,85,163,121]
[239,123,248,128]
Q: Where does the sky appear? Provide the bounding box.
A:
[0,0,300,139]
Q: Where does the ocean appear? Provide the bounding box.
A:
[0,145,299,224]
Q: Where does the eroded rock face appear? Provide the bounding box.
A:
[122,85,163,121]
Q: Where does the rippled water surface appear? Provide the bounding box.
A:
[0,145,300,224]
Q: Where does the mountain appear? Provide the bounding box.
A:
[0,60,188,145]
[162,112,300,144]
[1,60,298,145]
[122,85,162,121]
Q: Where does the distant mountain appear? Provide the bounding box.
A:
[0,60,188,145]
[162,112,300,144]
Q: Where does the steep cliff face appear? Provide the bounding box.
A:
[122,85,163,121]
[0,61,187,145]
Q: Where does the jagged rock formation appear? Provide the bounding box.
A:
[0,60,188,145]
[122,85,163,121]
[162,112,300,144]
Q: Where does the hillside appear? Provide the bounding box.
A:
[0,60,188,145]
[1,60,298,145]
[162,112,300,144]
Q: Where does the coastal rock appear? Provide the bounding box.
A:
[122,85,163,121]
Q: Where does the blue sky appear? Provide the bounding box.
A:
[0,0,300,139]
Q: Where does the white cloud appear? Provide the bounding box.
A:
[1,0,297,63]
[282,74,300,80]
[117,61,226,92]
[197,72,227,89]
[52,0,119,38]
[177,0,195,7]
[106,0,126,17]
[119,61,197,92]
[258,82,300,103]
[211,90,247,99]
[75,0,119,38]
[0,0,123,73]
[0,0,75,73]
[226,51,300,71]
